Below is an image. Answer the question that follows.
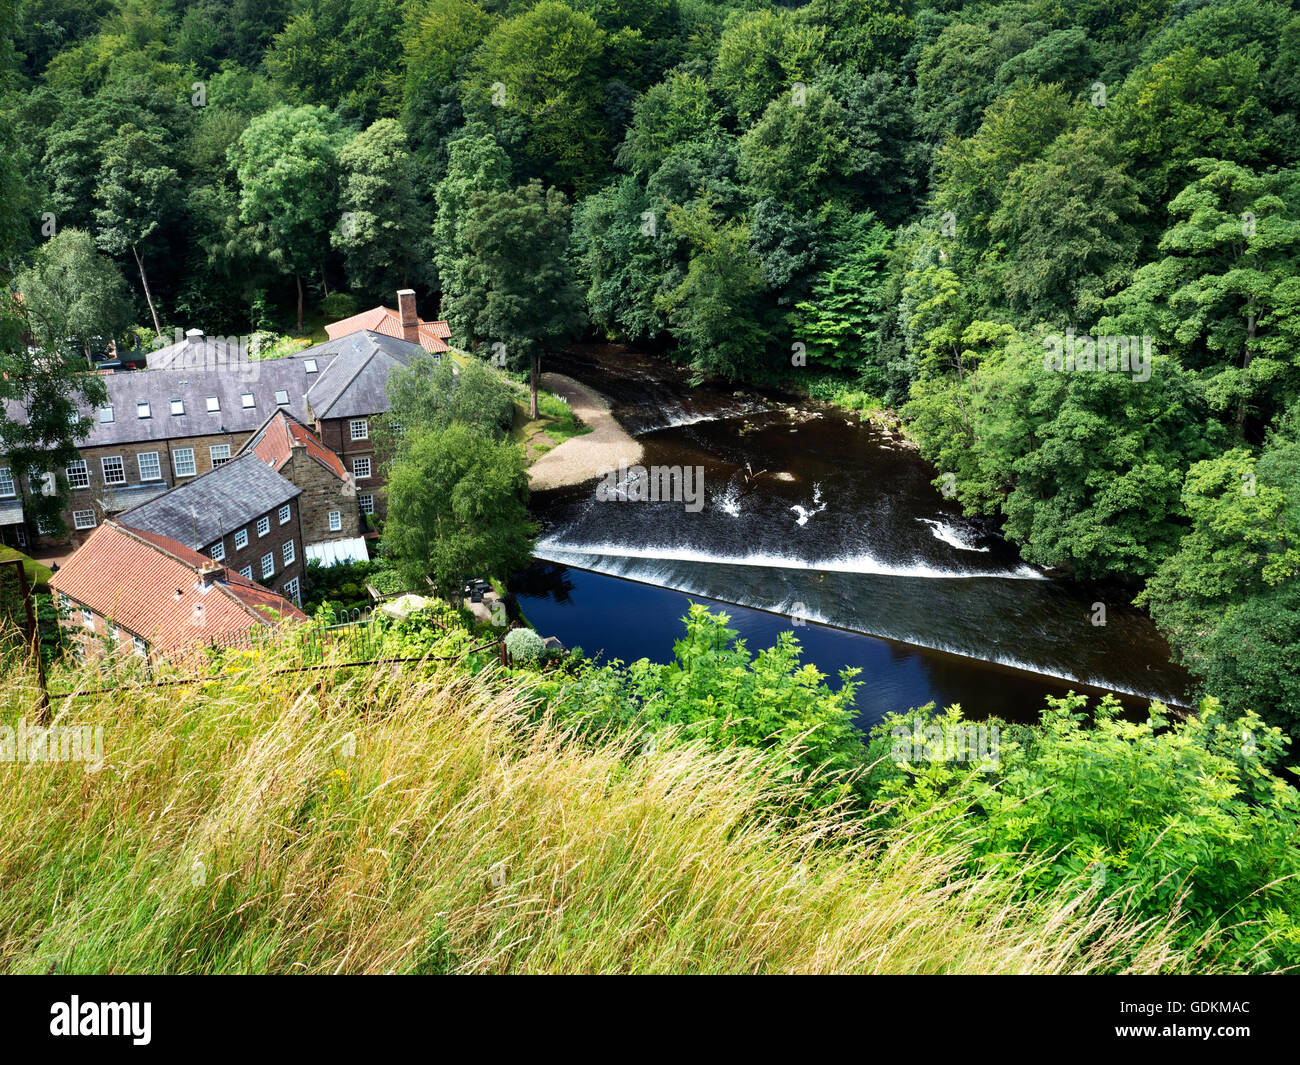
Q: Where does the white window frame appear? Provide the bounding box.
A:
[282,539,295,566]
[81,608,94,630]
[73,509,97,530]
[210,541,225,562]
[173,448,197,477]
[137,452,162,482]
[257,516,270,537]
[352,456,371,480]
[278,504,291,525]
[101,455,126,486]
[133,636,146,656]
[98,405,114,423]
[0,467,13,498]
[284,576,301,604]
[349,419,369,440]
[260,552,274,579]
[239,565,252,579]
[210,444,231,467]
[66,459,89,489]
[358,493,374,515]
[234,528,248,550]
[328,510,342,532]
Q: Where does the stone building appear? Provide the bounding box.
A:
[49,520,306,664]
[2,326,428,547]
[116,452,307,604]
[241,409,367,566]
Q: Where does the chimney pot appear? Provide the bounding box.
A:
[397,290,419,345]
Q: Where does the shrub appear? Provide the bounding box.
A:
[867,694,1300,972]
[320,292,360,320]
[504,627,545,665]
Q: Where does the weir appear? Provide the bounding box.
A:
[520,345,1189,723]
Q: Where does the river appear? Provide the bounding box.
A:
[511,345,1189,732]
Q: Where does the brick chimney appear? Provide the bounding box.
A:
[197,561,223,587]
[397,289,419,345]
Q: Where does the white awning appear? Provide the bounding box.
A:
[0,499,25,526]
[305,537,369,567]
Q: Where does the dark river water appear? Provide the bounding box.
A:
[511,345,1189,732]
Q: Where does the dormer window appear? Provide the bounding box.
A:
[136,402,151,419]
[98,405,114,423]
[241,394,255,408]
[170,399,185,415]
[205,396,220,413]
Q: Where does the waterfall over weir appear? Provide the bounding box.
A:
[514,346,1189,727]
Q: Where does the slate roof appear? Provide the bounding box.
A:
[0,498,24,526]
[325,305,450,352]
[243,409,349,481]
[304,331,425,420]
[3,330,421,448]
[145,334,251,371]
[68,357,326,446]
[49,521,306,654]
[117,451,300,551]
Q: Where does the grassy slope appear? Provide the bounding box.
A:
[0,640,1204,975]
[0,547,53,589]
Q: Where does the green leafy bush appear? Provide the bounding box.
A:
[532,604,866,806]
[504,627,545,665]
[320,292,360,320]
[867,695,1300,972]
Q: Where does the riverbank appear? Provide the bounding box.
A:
[527,373,644,491]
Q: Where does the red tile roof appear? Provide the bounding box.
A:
[248,410,349,481]
[49,522,306,655]
[324,306,450,353]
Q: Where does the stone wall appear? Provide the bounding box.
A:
[282,444,362,546]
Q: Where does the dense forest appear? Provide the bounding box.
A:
[1,0,1299,745]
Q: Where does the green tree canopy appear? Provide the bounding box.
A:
[383,423,536,596]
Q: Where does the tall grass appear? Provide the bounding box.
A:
[0,646,1213,974]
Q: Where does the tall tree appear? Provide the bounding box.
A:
[383,424,535,597]
[230,105,344,333]
[459,180,586,418]
[1139,426,1300,738]
[432,122,510,343]
[1102,160,1300,432]
[14,228,134,361]
[334,118,431,297]
[656,193,771,380]
[467,0,613,189]
[93,123,182,338]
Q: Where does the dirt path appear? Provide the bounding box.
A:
[528,373,643,491]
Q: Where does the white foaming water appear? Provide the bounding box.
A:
[790,483,828,527]
[916,518,990,553]
[717,482,743,517]
[531,551,1178,704]
[636,401,768,435]
[535,539,1044,580]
